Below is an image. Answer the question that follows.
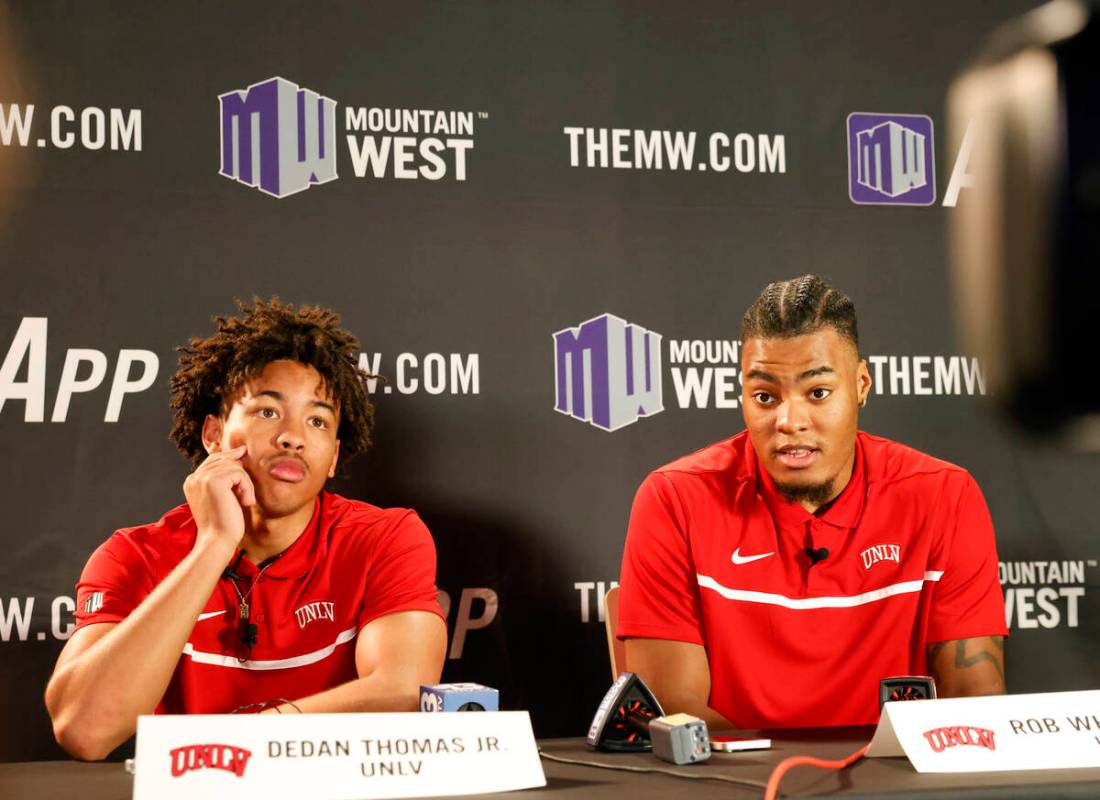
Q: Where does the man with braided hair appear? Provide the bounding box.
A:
[46,299,446,760]
[617,275,1007,728]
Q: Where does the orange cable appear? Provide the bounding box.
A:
[763,743,870,800]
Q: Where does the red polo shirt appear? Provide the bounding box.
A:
[617,431,1007,728]
[74,491,443,713]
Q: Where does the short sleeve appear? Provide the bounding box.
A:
[74,534,151,630]
[926,475,1009,643]
[617,472,705,645]
[357,511,444,629]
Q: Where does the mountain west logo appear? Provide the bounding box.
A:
[219,76,337,198]
[295,600,335,629]
[218,77,483,198]
[847,112,935,206]
[170,743,253,778]
[553,313,663,431]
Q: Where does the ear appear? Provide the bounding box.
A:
[327,439,340,479]
[202,414,225,454]
[856,359,872,407]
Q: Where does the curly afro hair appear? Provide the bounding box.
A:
[169,298,375,467]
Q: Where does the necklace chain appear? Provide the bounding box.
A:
[223,551,283,662]
[227,558,276,620]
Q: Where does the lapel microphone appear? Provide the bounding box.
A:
[805,546,830,566]
[222,551,282,657]
[222,549,245,581]
[219,550,284,658]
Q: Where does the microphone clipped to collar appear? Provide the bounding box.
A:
[241,621,259,647]
[221,549,282,659]
[222,549,246,581]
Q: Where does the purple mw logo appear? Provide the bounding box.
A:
[847,112,935,205]
[218,77,337,198]
[553,313,663,431]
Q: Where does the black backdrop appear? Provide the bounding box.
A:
[3,0,1097,762]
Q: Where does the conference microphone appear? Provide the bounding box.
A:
[587,673,711,764]
[588,672,665,752]
[419,683,499,711]
[649,713,711,765]
[805,546,829,566]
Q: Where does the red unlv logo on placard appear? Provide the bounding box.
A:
[169,743,252,777]
[922,726,997,753]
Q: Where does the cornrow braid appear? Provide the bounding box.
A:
[741,275,859,352]
[169,297,376,467]
[769,281,787,325]
[791,274,816,309]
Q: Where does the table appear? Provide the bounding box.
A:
[4,730,1100,798]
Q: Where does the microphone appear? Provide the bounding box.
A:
[805,546,830,566]
[241,622,259,647]
[650,713,711,765]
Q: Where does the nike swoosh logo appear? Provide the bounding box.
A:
[731,548,774,565]
[197,610,227,621]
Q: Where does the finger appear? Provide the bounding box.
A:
[199,445,247,467]
[205,458,253,497]
[192,458,252,496]
[219,444,247,461]
[234,469,256,507]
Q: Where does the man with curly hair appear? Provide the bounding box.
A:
[46,299,446,760]
[617,275,1007,729]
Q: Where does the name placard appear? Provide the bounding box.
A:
[867,689,1100,773]
[133,711,546,799]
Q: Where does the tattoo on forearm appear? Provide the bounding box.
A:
[929,636,1005,688]
[955,638,1005,683]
